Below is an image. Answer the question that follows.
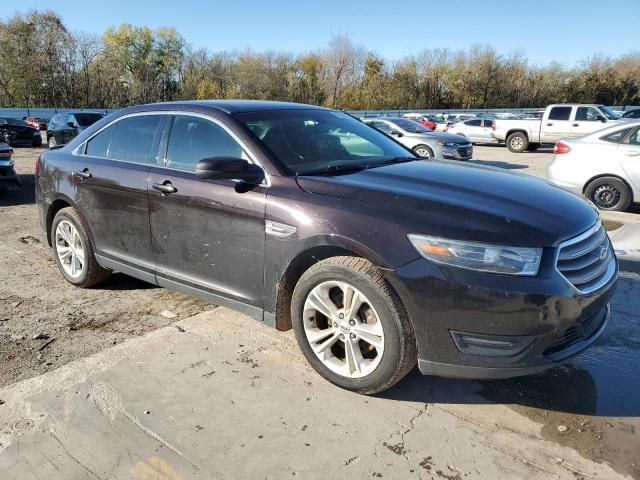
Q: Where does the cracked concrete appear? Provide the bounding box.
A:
[0,307,632,479]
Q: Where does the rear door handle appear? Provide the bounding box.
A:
[546,123,553,126]
[152,181,177,194]
[73,168,92,179]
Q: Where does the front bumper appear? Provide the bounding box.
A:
[442,145,473,160]
[384,252,617,379]
[0,160,20,187]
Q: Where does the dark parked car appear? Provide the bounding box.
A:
[0,140,19,192]
[622,108,640,119]
[47,112,105,148]
[35,101,617,394]
[0,117,43,147]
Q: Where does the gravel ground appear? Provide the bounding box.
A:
[0,146,210,387]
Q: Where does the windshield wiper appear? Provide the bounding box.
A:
[296,163,366,176]
[366,156,417,169]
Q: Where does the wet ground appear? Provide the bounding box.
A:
[1,143,639,478]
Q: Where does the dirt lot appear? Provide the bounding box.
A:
[0,146,210,387]
[1,143,639,478]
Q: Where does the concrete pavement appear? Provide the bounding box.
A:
[0,308,629,480]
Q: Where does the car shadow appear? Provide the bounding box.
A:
[95,272,160,291]
[469,160,529,170]
[0,173,35,206]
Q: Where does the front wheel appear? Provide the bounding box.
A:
[48,136,57,149]
[506,132,529,153]
[413,144,434,159]
[584,177,632,211]
[291,257,417,394]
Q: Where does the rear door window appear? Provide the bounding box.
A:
[107,115,162,164]
[548,107,572,121]
[466,120,482,127]
[165,115,246,172]
[85,125,114,157]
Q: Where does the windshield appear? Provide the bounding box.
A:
[75,113,104,127]
[598,105,620,120]
[388,118,430,133]
[235,110,414,175]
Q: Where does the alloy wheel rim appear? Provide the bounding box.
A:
[303,281,385,379]
[49,137,56,148]
[55,220,85,278]
[416,148,431,158]
[593,185,620,208]
[511,137,523,149]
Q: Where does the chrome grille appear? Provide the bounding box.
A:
[457,146,472,158]
[544,308,607,355]
[556,222,615,293]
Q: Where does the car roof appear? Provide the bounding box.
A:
[131,100,330,115]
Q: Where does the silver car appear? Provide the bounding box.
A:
[363,117,473,160]
[547,120,640,211]
[446,118,500,144]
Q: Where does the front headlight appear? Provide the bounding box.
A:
[407,234,542,276]
[436,141,459,147]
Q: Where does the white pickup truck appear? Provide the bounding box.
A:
[492,104,625,152]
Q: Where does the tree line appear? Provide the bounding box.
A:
[1,10,639,111]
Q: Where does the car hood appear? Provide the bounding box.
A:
[412,131,469,144]
[296,160,598,247]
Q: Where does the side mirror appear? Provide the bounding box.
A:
[196,157,265,184]
[67,122,76,128]
[390,130,403,137]
[598,115,607,123]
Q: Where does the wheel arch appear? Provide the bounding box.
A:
[506,129,529,140]
[273,237,391,331]
[46,195,97,248]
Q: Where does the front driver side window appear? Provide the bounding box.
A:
[166,116,246,171]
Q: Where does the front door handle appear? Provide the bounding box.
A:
[546,123,553,126]
[153,181,177,194]
[624,151,640,157]
[73,168,92,179]
[572,123,579,127]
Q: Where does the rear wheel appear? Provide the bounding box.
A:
[51,207,111,287]
[584,177,632,212]
[506,132,529,153]
[291,257,417,394]
[413,144,434,159]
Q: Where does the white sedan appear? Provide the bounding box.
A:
[546,120,640,211]
[446,118,500,144]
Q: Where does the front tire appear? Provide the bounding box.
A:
[291,256,417,394]
[506,132,529,153]
[48,135,57,149]
[51,207,111,287]
[413,144,434,159]
[584,177,632,211]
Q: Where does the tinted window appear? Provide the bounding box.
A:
[369,121,393,134]
[623,109,640,119]
[67,115,76,125]
[166,116,245,171]
[482,119,494,127]
[108,116,161,164]
[601,128,631,143]
[548,107,572,121]
[466,119,482,127]
[85,125,114,157]
[575,107,601,121]
[627,128,640,145]
[75,113,104,127]
[389,118,429,133]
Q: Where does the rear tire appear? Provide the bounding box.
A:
[584,177,632,212]
[51,207,111,287]
[291,256,417,394]
[413,144,434,159]
[506,132,529,153]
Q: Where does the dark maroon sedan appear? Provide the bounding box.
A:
[35,101,617,394]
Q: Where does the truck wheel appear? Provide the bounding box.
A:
[291,256,417,394]
[506,132,529,153]
[584,177,632,212]
[413,144,434,159]
[51,207,112,287]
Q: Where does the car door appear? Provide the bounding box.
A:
[480,119,495,142]
[74,114,164,282]
[464,119,482,142]
[541,106,573,143]
[619,127,640,192]
[148,113,267,312]
[570,107,608,137]
[61,114,79,144]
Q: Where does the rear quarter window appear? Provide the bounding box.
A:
[601,128,632,143]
